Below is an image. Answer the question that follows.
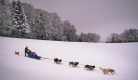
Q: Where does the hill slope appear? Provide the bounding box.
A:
[0,37,138,80]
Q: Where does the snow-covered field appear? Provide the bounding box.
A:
[0,37,138,80]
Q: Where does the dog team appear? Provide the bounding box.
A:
[53,57,115,75]
[15,47,115,75]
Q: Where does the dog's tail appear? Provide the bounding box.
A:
[100,67,102,70]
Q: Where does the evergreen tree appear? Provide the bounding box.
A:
[11,0,29,38]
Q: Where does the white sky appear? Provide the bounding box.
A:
[10,0,138,42]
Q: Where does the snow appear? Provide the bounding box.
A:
[0,36,138,80]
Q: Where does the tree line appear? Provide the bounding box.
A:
[0,0,137,43]
[106,29,138,43]
[0,0,101,42]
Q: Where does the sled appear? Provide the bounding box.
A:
[28,53,41,60]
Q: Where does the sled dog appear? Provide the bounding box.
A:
[69,61,79,67]
[84,65,95,70]
[15,51,19,55]
[54,58,62,64]
[69,61,74,66]
[100,67,115,75]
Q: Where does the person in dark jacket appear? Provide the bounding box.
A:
[25,46,29,56]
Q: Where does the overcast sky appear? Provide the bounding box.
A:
[10,0,138,42]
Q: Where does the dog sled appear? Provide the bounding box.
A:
[27,50,41,59]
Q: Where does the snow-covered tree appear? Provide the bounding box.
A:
[0,0,11,36]
[78,32,101,42]
[11,0,29,38]
[106,29,138,43]
[49,13,67,41]
[63,20,77,41]
[0,0,9,5]
[34,13,48,39]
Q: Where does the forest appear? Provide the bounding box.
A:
[0,0,138,43]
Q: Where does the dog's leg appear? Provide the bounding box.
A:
[91,68,94,70]
[103,70,106,74]
[105,72,107,74]
[106,70,108,74]
[105,70,108,74]
[103,69,106,74]
[72,65,75,67]
[56,61,58,64]
[57,61,59,64]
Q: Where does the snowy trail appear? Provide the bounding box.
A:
[0,37,138,80]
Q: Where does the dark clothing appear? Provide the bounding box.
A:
[25,47,28,56]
